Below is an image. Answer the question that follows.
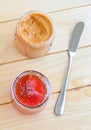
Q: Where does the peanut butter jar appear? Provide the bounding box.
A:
[16,11,55,58]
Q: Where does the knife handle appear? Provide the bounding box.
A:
[54,53,73,115]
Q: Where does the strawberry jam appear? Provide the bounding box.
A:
[12,70,51,113]
[15,74,47,107]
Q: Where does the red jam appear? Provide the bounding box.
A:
[15,75,47,107]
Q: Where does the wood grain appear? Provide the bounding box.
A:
[0,47,91,104]
[0,86,91,130]
[0,0,91,129]
[0,0,91,22]
[0,6,91,64]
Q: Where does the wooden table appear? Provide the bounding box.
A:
[0,0,91,129]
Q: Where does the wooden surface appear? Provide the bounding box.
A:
[0,0,91,129]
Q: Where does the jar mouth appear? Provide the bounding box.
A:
[12,70,51,110]
[17,10,55,49]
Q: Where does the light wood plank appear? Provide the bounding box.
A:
[0,47,91,104]
[0,86,91,130]
[0,6,91,64]
[0,0,91,129]
[0,0,91,22]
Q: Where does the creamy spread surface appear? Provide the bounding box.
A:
[19,13,53,44]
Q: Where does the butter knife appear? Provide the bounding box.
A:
[54,22,84,115]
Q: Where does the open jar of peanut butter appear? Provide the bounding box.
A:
[16,11,55,58]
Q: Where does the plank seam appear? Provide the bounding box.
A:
[52,84,91,94]
[0,45,91,66]
[0,4,91,24]
[0,84,91,106]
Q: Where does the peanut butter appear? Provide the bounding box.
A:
[16,11,55,58]
[19,13,53,44]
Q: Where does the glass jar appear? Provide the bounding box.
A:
[11,70,51,114]
[16,10,55,58]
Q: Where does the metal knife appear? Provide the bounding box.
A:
[54,22,84,116]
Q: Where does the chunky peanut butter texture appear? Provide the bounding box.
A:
[19,13,53,44]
